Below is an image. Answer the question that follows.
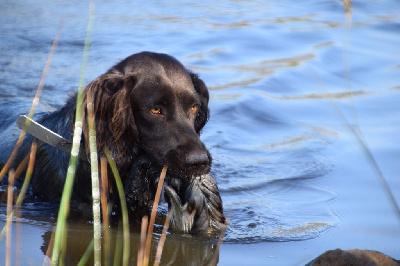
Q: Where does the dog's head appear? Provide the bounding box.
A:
[81,52,225,234]
[83,52,211,176]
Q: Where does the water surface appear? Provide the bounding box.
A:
[1,0,400,264]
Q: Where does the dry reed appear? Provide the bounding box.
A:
[138,215,149,266]
[154,209,172,266]
[43,229,56,265]
[15,141,38,266]
[5,170,15,266]
[143,165,168,266]
[105,149,130,266]
[0,20,61,185]
[100,157,111,266]
[0,151,32,240]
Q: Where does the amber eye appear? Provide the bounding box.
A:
[150,107,161,114]
[190,105,198,112]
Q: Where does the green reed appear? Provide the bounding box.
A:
[50,74,84,264]
[105,149,131,265]
[51,2,95,264]
[87,89,102,265]
[0,0,171,263]
[77,238,94,266]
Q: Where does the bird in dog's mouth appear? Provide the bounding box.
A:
[164,173,227,235]
[124,157,227,235]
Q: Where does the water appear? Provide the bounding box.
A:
[1,0,400,264]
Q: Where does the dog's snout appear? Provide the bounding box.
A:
[185,151,209,166]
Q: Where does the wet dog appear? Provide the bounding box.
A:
[0,52,227,234]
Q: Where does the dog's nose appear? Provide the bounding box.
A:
[185,151,209,166]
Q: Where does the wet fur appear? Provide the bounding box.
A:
[0,52,226,233]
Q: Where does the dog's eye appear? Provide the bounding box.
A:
[150,107,161,114]
[190,105,198,113]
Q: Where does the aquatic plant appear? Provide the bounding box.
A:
[51,2,94,263]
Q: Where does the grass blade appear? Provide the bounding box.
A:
[77,238,94,266]
[105,149,130,266]
[113,222,123,266]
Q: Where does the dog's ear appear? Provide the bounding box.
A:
[102,76,124,95]
[189,72,210,133]
[82,74,139,167]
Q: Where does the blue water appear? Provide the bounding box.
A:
[1,0,400,264]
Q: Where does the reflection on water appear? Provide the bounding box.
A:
[206,54,316,90]
[39,223,221,265]
[1,0,400,264]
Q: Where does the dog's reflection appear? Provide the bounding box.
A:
[40,221,221,265]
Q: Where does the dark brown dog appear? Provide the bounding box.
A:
[2,52,226,234]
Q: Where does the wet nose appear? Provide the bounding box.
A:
[185,151,209,166]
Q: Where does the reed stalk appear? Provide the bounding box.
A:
[87,89,101,265]
[5,170,15,266]
[15,206,21,266]
[154,209,172,266]
[12,154,30,185]
[0,150,32,240]
[0,7,59,243]
[51,72,83,265]
[51,2,94,264]
[143,165,168,266]
[77,238,94,266]
[105,149,130,266]
[100,157,111,266]
[43,229,56,265]
[15,142,38,206]
[137,215,149,266]
[15,141,38,266]
[113,222,123,266]
[0,21,61,184]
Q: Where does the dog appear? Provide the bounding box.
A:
[0,52,227,235]
[306,249,400,266]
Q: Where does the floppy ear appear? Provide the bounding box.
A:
[81,74,139,167]
[189,72,210,134]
